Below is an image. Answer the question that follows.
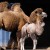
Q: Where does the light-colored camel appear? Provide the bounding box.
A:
[19,8,47,50]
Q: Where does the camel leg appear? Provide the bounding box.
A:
[11,41,14,50]
[20,38,24,50]
[7,38,14,49]
[16,31,21,50]
[33,39,37,50]
[31,34,37,50]
[7,31,17,50]
[7,40,15,50]
[20,36,26,50]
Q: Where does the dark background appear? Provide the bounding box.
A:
[0,0,50,49]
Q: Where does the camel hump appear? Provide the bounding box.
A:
[0,1,8,12]
[11,3,21,10]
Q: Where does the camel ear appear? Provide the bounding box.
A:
[11,3,21,10]
[0,1,8,12]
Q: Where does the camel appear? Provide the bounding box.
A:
[20,13,47,50]
[0,3,30,49]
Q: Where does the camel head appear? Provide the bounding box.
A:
[30,8,47,23]
[0,1,8,12]
[30,8,47,36]
[34,8,47,18]
[11,3,22,12]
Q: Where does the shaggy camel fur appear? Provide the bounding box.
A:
[11,3,30,25]
[0,3,30,49]
[7,7,47,50]
[0,3,30,31]
[0,1,8,12]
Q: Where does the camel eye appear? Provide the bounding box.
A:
[39,12,42,14]
[35,11,37,13]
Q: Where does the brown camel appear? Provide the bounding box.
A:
[0,3,30,49]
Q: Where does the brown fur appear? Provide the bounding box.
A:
[0,11,27,31]
[11,3,21,11]
[30,8,43,23]
[0,3,29,49]
[11,3,30,23]
[0,1,8,12]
